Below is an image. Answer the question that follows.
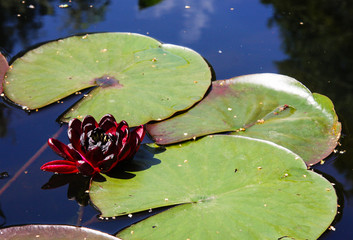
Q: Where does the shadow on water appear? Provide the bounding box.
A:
[42,174,91,206]
[0,203,5,227]
[0,103,10,138]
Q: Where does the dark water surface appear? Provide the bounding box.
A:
[0,0,352,239]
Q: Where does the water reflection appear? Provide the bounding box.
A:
[0,1,55,54]
[261,0,353,195]
[0,0,110,54]
[139,0,165,10]
[0,172,9,179]
[139,0,215,43]
[42,174,91,206]
[0,103,10,138]
[58,0,110,30]
[0,203,5,227]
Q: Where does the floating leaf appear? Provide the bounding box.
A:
[0,224,120,240]
[90,135,337,240]
[0,52,9,94]
[147,73,341,165]
[3,32,211,126]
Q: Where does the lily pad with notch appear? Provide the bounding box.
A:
[3,32,211,126]
[147,73,341,165]
[90,135,337,240]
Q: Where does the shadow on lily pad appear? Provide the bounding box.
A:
[106,144,162,178]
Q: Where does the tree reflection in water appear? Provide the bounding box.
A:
[0,0,110,55]
[261,0,353,194]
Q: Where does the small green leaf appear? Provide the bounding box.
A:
[3,33,211,126]
[147,73,341,165]
[0,224,121,240]
[90,135,337,240]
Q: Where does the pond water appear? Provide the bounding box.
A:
[0,0,352,239]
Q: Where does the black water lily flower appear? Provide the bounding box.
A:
[41,114,145,176]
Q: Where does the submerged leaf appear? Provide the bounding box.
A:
[90,135,337,240]
[3,32,211,126]
[147,73,341,165]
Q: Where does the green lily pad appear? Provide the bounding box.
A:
[0,224,121,240]
[147,73,341,165]
[3,32,211,126]
[0,52,8,93]
[90,135,337,240]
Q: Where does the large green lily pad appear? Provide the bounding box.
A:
[147,73,341,165]
[3,32,211,126]
[0,224,121,240]
[0,52,8,93]
[90,135,337,240]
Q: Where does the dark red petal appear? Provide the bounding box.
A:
[76,160,99,176]
[79,132,87,153]
[115,136,137,164]
[82,123,95,135]
[68,118,82,135]
[121,127,129,145]
[68,118,82,151]
[100,119,117,135]
[85,146,104,166]
[109,146,134,170]
[133,125,146,141]
[48,138,81,161]
[98,114,116,126]
[116,120,129,133]
[103,139,117,156]
[124,131,141,161]
[98,154,117,172]
[68,128,81,151]
[40,160,79,174]
[80,123,95,151]
[115,125,128,152]
[82,115,98,128]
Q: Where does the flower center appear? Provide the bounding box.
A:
[87,128,113,152]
